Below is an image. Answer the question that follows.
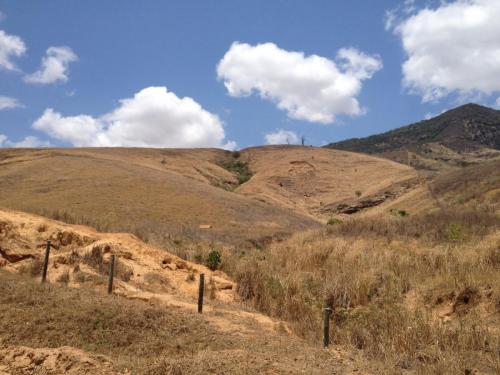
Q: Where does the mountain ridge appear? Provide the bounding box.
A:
[325,103,500,170]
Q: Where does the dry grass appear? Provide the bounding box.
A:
[226,205,500,374]
[0,270,363,374]
[0,270,229,372]
[430,159,500,204]
[0,147,320,247]
[81,246,133,282]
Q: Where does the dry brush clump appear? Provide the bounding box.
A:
[82,246,133,282]
[231,204,500,373]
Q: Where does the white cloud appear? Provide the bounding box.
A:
[265,129,300,145]
[0,134,50,148]
[0,96,23,110]
[0,29,26,71]
[495,97,500,108]
[394,0,500,102]
[217,42,382,124]
[24,46,77,84]
[222,140,238,151]
[33,86,233,148]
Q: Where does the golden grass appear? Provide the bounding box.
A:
[0,148,322,248]
[2,147,499,373]
[225,205,500,374]
[0,271,365,374]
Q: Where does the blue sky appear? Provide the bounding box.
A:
[1,0,499,149]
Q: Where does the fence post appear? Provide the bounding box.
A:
[198,273,205,313]
[108,255,115,294]
[323,307,332,348]
[41,240,51,283]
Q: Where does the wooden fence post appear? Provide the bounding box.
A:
[108,255,115,294]
[41,240,51,283]
[198,273,205,313]
[323,307,332,348]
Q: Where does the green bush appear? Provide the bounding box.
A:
[397,210,409,217]
[447,223,463,241]
[206,250,222,271]
[327,217,343,226]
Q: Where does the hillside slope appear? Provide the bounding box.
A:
[326,103,500,170]
[0,146,418,246]
[238,146,417,218]
[0,208,365,374]
[0,148,319,247]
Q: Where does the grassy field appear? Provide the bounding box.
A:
[211,163,500,374]
[0,146,416,248]
[0,271,366,374]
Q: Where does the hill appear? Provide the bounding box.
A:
[1,153,498,374]
[1,158,499,374]
[326,103,500,170]
[0,146,416,247]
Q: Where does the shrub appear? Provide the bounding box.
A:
[447,223,463,241]
[237,174,251,185]
[327,217,342,226]
[206,250,221,271]
[397,210,409,217]
[355,190,362,197]
[82,246,105,272]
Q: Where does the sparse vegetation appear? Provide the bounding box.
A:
[226,203,500,373]
[218,152,253,186]
[355,190,362,197]
[82,246,133,282]
[0,270,355,374]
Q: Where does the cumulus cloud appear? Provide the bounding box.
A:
[24,46,77,84]
[217,42,382,124]
[0,134,50,148]
[33,86,233,148]
[0,96,23,110]
[0,29,26,71]
[265,129,300,145]
[392,0,500,102]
